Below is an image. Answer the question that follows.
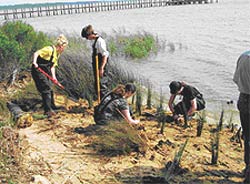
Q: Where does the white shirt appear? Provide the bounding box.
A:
[233,51,250,94]
[95,36,109,57]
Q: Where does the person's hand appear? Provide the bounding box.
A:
[99,68,104,77]
[173,114,179,120]
[52,77,58,84]
[33,63,38,68]
[131,119,140,125]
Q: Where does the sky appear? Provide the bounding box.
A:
[0,0,97,6]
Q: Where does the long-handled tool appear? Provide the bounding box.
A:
[95,55,101,104]
[37,67,64,89]
[37,67,78,103]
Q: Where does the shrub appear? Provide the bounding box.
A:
[0,31,25,81]
[0,21,50,81]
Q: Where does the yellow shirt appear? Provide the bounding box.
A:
[38,45,60,67]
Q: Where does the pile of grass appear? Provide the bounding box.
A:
[91,121,148,156]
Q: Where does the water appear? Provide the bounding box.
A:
[5,0,250,114]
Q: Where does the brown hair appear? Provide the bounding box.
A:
[112,83,136,96]
[112,84,126,96]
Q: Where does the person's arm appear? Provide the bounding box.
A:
[32,51,39,68]
[50,66,57,83]
[168,94,176,113]
[187,98,197,116]
[100,56,108,77]
[98,38,109,77]
[121,109,140,124]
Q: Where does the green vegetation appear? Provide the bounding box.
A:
[196,110,206,137]
[0,21,50,81]
[107,32,159,59]
[146,81,152,109]
[0,21,161,102]
[0,96,15,128]
[124,35,156,59]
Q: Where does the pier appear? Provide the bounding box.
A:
[0,0,218,20]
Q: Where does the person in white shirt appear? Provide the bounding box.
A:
[233,50,250,183]
[81,25,110,100]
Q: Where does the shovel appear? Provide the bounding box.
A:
[95,55,101,104]
[37,67,78,102]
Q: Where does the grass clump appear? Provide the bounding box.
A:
[92,121,147,156]
[124,35,156,59]
[106,31,160,59]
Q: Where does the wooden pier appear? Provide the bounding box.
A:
[0,0,218,20]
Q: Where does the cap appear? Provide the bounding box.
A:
[169,81,181,94]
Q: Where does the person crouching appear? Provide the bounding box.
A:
[168,81,206,121]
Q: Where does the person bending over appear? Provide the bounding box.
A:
[32,34,68,117]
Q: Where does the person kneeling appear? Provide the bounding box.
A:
[168,81,206,121]
[94,83,140,125]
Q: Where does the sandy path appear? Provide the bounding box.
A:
[18,114,112,184]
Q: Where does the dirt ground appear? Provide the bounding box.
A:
[17,97,245,184]
[0,78,246,184]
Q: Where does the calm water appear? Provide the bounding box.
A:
[13,0,250,112]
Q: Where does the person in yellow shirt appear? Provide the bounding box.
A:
[31,34,68,117]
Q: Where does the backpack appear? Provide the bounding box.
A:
[182,85,206,111]
[192,87,206,111]
[93,92,120,125]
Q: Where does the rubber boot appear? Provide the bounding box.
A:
[42,93,55,117]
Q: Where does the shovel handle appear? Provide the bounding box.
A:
[37,67,64,90]
[95,55,101,104]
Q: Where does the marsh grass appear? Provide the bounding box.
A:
[210,124,220,165]
[56,34,140,101]
[196,110,206,137]
[146,81,152,109]
[104,31,162,59]
[136,83,143,116]
[164,138,189,181]
[92,121,147,156]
